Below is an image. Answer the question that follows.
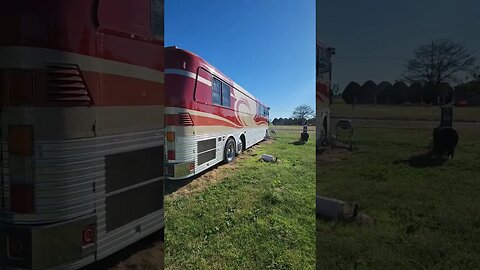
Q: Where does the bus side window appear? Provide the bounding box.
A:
[212,77,222,105]
[221,82,231,108]
[195,68,212,104]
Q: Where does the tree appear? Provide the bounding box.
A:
[361,80,379,104]
[403,39,478,87]
[342,81,362,104]
[292,105,314,125]
[455,80,480,106]
[377,81,394,104]
[391,81,409,104]
[408,82,424,104]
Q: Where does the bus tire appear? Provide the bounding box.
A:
[224,138,236,163]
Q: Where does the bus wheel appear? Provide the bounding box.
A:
[224,138,236,163]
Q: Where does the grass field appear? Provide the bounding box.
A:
[317,125,480,269]
[331,98,480,122]
[164,128,316,269]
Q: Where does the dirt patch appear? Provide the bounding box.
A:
[111,242,164,270]
[317,148,350,165]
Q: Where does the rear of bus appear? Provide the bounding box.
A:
[0,1,164,269]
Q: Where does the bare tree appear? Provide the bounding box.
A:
[403,39,479,87]
[292,105,314,125]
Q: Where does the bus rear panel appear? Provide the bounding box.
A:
[0,1,165,269]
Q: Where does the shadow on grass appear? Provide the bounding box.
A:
[290,140,306,145]
[164,164,221,195]
[395,152,448,168]
[81,229,163,270]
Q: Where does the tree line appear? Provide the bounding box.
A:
[271,117,316,126]
[341,80,480,106]
[271,105,315,126]
[342,39,480,106]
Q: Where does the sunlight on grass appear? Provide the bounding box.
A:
[165,128,316,269]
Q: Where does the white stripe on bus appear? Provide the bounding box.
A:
[0,46,164,83]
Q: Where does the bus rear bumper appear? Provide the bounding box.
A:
[166,161,195,180]
[0,214,96,270]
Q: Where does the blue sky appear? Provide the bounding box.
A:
[317,0,480,91]
[165,0,315,119]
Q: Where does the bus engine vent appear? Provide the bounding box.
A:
[179,113,194,126]
[45,63,93,105]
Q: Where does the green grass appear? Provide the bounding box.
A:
[331,98,480,122]
[165,129,316,269]
[317,126,480,269]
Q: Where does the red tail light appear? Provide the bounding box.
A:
[82,224,95,246]
[167,150,176,160]
[8,125,35,214]
[189,163,195,171]
[10,184,34,214]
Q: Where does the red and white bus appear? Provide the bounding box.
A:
[316,40,335,148]
[0,1,164,269]
[165,47,270,179]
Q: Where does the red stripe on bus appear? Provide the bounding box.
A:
[192,115,239,128]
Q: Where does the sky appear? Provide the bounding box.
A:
[165,0,315,119]
[317,0,480,91]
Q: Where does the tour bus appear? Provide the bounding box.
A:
[316,40,335,148]
[0,1,164,269]
[165,47,270,180]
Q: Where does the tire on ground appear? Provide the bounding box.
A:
[224,138,236,163]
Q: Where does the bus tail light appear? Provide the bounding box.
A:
[167,150,176,160]
[8,125,35,214]
[166,132,175,142]
[189,162,195,171]
[82,224,95,246]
